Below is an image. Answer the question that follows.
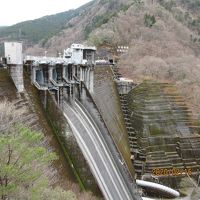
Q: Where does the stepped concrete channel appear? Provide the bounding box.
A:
[110,65,200,198]
[126,81,200,183]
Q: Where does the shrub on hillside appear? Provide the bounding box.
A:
[144,14,156,27]
[0,100,77,200]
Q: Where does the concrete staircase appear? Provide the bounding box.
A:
[110,67,200,183]
[140,137,200,178]
[119,93,146,176]
[177,136,200,173]
[111,65,122,80]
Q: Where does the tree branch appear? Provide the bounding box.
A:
[0,176,3,186]
[7,144,12,165]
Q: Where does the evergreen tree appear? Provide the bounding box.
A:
[0,100,77,200]
[144,14,156,27]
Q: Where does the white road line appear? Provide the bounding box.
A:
[63,109,113,200]
[74,101,132,199]
[72,103,124,199]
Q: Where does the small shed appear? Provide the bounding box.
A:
[4,42,23,65]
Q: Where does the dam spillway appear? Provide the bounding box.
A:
[0,42,143,200]
[93,65,135,178]
[62,97,141,200]
[1,41,189,199]
[124,81,200,189]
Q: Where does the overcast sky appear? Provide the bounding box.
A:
[0,0,92,26]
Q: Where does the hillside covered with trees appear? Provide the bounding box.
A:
[1,0,199,117]
[0,1,94,45]
[0,100,77,200]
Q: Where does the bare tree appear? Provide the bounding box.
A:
[0,99,25,133]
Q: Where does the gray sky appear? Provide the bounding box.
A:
[0,0,91,26]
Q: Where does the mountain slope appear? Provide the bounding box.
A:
[0,0,94,45]
[114,0,200,116]
[1,0,200,117]
[66,0,199,117]
[25,0,132,55]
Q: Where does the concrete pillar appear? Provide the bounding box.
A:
[65,66,69,81]
[10,65,24,92]
[41,69,45,85]
[89,69,94,93]
[85,68,87,87]
[87,68,90,90]
[86,68,90,90]
[69,65,72,81]
[32,67,36,83]
[82,68,84,82]
[53,67,57,81]
[80,68,82,81]
[63,66,66,80]
[84,68,86,82]
[66,66,69,81]
[72,66,76,79]
[80,67,84,81]
[48,66,53,80]
[85,68,88,87]
[82,69,84,82]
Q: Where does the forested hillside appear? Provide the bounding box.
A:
[0,1,94,45]
[1,0,200,117]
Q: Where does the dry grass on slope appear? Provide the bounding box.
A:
[25,0,200,118]
[25,0,131,56]
[25,1,100,56]
[110,2,200,118]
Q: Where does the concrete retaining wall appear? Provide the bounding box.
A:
[10,65,24,92]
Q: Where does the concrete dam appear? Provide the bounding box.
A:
[0,42,143,200]
[2,41,196,199]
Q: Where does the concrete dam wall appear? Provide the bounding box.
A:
[24,70,101,193]
[0,43,142,199]
[93,65,135,177]
[0,68,102,196]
